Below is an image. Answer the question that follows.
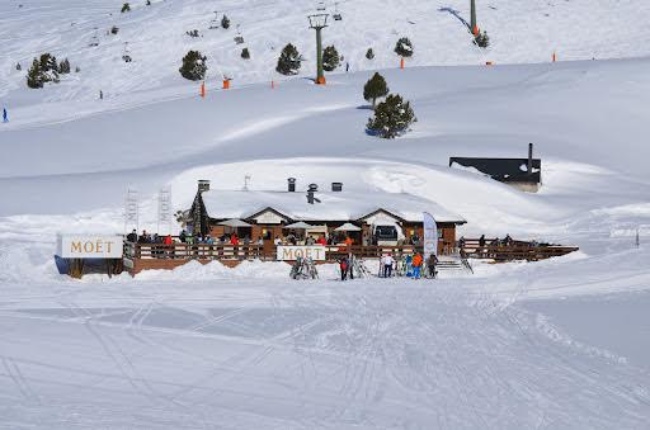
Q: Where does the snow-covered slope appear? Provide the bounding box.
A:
[2,0,650,104]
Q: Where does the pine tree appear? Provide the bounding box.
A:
[473,30,490,48]
[366,93,417,139]
[365,48,374,60]
[179,50,207,81]
[146,0,151,5]
[276,43,301,76]
[322,45,340,72]
[363,72,389,109]
[121,3,131,13]
[241,47,250,59]
[59,58,71,74]
[221,15,230,29]
[394,37,414,58]
[39,53,59,83]
[26,58,43,89]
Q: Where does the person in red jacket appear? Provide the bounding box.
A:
[230,233,239,245]
[412,252,423,279]
[317,234,327,246]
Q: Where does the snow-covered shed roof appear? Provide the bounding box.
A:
[199,189,466,224]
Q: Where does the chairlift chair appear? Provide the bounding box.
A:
[316,1,326,11]
[122,42,132,63]
[333,2,342,20]
[209,10,219,29]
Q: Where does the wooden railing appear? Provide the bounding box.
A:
[459,238,578,262]
[124,242,425,262]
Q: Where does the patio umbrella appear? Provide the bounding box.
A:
[218,218,252,228]
[283,221,313,229]
[334,222,361,232]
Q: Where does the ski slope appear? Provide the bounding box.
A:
[1,1,650,429]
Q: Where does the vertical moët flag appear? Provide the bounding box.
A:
[423,212,438,261]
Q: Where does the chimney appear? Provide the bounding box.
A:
[527,143,533,174]
[198,179,210,193]
[306,183,320,204]
[331,182,342,192]
[287,177,296,192]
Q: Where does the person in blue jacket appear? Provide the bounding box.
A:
[2,107,8,123]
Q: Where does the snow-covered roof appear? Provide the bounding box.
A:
[199,189,466,224]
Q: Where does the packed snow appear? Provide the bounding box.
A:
[1,1,649,429]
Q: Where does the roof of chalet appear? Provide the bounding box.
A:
[199,189,466,224]
[449,157,541,184]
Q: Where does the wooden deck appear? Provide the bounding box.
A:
[122,237,579,275]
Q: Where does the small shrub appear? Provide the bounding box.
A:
[111,26,119,35]
[365,48,374,60]
[221,15,230,29]
[363,72,389,109]
[179,50,207,80]
[276,43,301,75]
[322,45,340,71]
[121,3,130,13]
[394,37,413,58]
[366,93,417,139]
[241,47,250,59]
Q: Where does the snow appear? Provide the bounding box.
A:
[1,0,650,428]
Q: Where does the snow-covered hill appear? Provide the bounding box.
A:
[2,0,650,104]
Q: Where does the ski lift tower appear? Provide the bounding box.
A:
[308,12,329,85]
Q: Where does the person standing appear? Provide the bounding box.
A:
[382,253,394,278]
[2,107,8,123]
[412,252,423,279]
[339,256,349,281]
[426,253,439,279]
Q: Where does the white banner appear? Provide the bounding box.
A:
[57,235,124,259]
[423,212,438,260]
[276,245,326,261]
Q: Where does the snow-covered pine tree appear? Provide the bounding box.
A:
[363,72,389,109]
[221,15,230,29]
[366,93,417,139]
[59,58,71,74]
[394,37,414,58]
[276,43,301,75]
[39,53,59,83]
[179,50,207,81]
[322,45,340,71]
[26,58,43,89]
[365,48,374,60]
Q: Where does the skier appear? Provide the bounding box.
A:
[2,107,8,123]
[412,252,423,279]
[339,256,349,281]
[99,90,103,100]
[345,62,349,73]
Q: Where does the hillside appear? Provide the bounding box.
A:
[2,0,650,106]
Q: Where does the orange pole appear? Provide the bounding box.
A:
[200,81,205,98]
[222,79,230,90]
[552,52,556,63]
[400,57,405,69]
